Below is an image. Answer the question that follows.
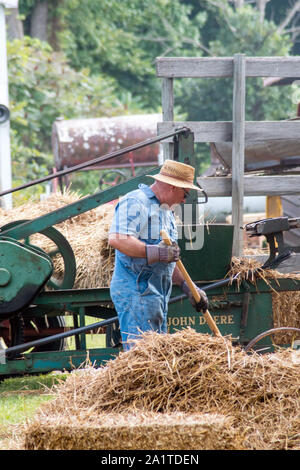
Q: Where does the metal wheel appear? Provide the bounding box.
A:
[22,315,66,352]
[98,169,127,190]
[0,220,76,290]
[244,327,300,353]
[0,314,66,359]
[105,319,121,348]
[5,315,24,359]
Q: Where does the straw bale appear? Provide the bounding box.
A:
[272,291,300,344]
[24,412,243,450]
[0,190,115,288]
[24,329,300,450]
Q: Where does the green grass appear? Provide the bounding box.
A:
[0,316,107,449]
[0,373,68,449]
[64,315,106,350]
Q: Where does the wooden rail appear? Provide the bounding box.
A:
[156,56,300,78]
[157,121,300,142]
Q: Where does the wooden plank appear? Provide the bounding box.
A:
[156,56,300,78]
[232,54,246,256]
[158,121,233,142]
[246,57,300,77]
[245,121,300,140]
[197,176,300,197]
[156,57,233,78]
[158,120,300,142]
[161,78,174,160]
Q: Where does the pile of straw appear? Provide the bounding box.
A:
[227,256,300,288]
[0,190,115,288]
[227,257,300,342]
[24,328,300,450]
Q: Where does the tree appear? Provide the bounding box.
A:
[17,0,203,110]
[9,0,300,192]
[7,36,138,203]
[174,2,295,172]
[178,2,294,122]
[203,0,300,52]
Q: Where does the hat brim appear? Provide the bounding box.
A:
[146,173,202,192]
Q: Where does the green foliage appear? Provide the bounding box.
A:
[18,0,36,17]
[9,1,300,201]
[8,37,129,152]
[7,36,142,204]
[175,4,295,171]
[56,0,202,109]
[179,5,294,122]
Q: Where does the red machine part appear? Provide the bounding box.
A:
[52,113,163,172]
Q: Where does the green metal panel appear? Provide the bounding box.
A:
[0,348,118,377]
[168,297,242,337]
[241,291,274,345]
[178,224,234,281]
[168,284,275,349]
[0,238,53,316]
[175,130,195,169]
[168,286,243,339]
[34,287,112,305]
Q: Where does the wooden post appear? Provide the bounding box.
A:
[232,54,246,257]
[266,195,283,218]
[162,77,174,161]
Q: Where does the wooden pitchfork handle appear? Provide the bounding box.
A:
[160,230,221,337]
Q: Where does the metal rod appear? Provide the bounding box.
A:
[2,276,236,356]
[1,316,118,358]
[168,277,235,305]
[0,127,189,197]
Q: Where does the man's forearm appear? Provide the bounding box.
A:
[108,233,146,258]
[109,234,181,266]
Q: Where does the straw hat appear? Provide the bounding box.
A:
[147,159,201,191]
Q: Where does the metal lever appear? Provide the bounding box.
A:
[245,216,300,269]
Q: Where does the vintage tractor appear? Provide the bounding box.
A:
[0,128,299,377]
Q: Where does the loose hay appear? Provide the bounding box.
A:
[227,256,300,344]
[0,190,115,288]
[3,197,300,449]
[227,256,300,288]
[24,329,300,450]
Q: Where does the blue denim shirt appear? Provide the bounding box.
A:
[109,183,178,277]
[109,184,178,347]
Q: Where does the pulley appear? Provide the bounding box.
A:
[0,104,10,124]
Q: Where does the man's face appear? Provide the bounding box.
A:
[165,185,190,207]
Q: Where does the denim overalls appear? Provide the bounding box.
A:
[109,184,178,349]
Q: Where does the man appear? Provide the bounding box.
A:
[108,159,208,350]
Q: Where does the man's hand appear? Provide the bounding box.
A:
[181,281,209,313]
[146,241,180,264]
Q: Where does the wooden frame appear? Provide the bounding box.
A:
[157,55,300,256]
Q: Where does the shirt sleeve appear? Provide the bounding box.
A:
[109,196,147,238]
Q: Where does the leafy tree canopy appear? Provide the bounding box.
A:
[178,3,294,123]
[7,0,300,201]
[7,36,137,203]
